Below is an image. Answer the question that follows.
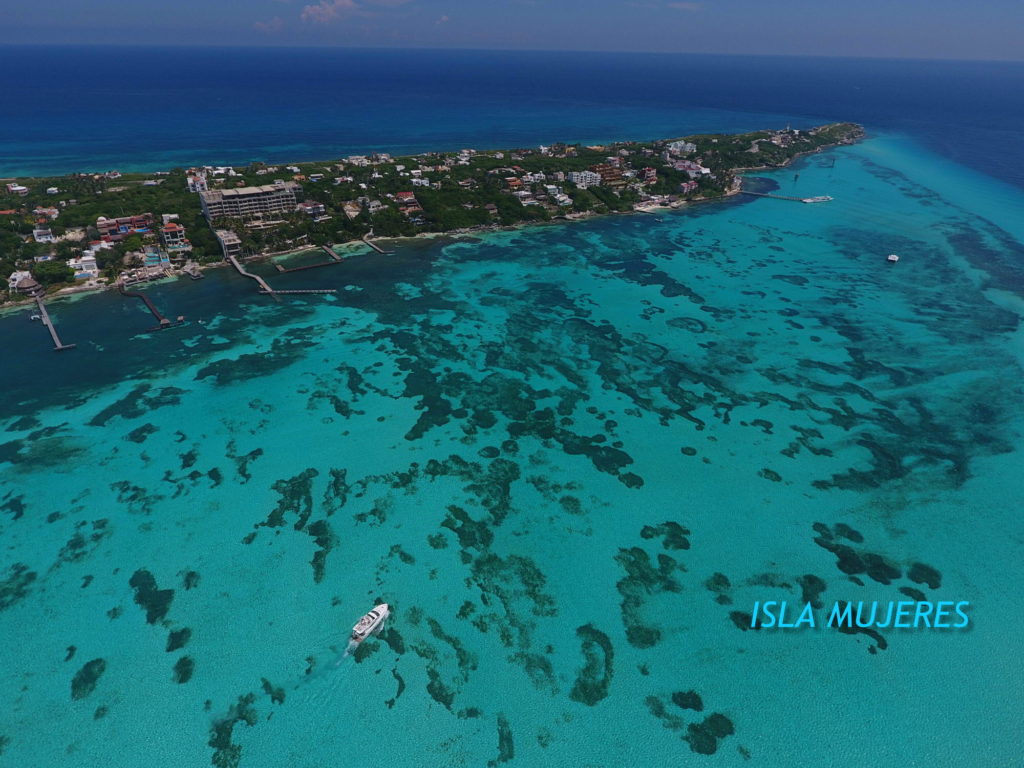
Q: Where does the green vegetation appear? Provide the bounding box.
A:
[1,122,863,301]
[31,260,74,285]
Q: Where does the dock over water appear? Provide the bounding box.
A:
[740,191,832,203]
[119,283,182,331]
[229,253,338,297]
[259,288,337,295]
[362,230,394,255]
[228,254,280,301]
[34,298,75,351]
[273,245,345,273]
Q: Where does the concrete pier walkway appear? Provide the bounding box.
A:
[740,191,831,203]
[272,245,345,273]
[34,298,75,351]
[258,288,337,294]
[322,244,343,262]
[120,284,171,329]
[228,254,280,302]
[362,229,394,255]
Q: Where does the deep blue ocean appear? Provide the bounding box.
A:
[1,46,1022,189]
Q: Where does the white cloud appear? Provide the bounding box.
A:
[299,0,415,24]
[300,0,358,24]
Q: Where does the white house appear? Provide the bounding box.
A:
[568,170,601,189]
[7,270,32,292]
[67,254,100,280]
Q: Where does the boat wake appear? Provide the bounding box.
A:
[211,603,394,726]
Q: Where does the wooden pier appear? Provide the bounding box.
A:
[272,245,345,273]
[34,298,75,351]
[740,191,831,203]
[741,191,805,202]
[322,244,343,262]
[273,259,343,274]
[229,253,338,297]
[362,230,394,255]
[119,283,183,331]
[259,288,338,295]
[228,254,280,302]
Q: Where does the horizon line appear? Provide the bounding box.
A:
[0,42,1022,65]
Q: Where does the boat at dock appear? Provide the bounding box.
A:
[350,603,390,643]
[887,254,900,263]
[801,195,833,203]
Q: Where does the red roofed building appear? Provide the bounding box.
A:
[395,191,422,215]
[591,164,627,188]
[97,213,154,242]
[160,222,192,253]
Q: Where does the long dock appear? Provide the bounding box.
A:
[362,230,394,255]
[273,245,345,273]
[273,259,343,274]
[322,245,343,262]
[741,191,805,201]
[34,298,75,351]
[259,288,338,295]
[119,283,182,331]
[229,253,340,297]
[228,254,280,302]
[740,191,830,203]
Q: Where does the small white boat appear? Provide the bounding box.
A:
[350,603,390,643]
[801,195,833,203]
[887,254,900,263]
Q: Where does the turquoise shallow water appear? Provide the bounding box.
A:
[2,135,1024,766]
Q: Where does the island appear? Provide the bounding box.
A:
[1,122,863,305]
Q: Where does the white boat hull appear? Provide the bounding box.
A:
[350,603,390,643]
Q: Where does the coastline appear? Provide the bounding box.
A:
[0,180,754,314]
[1,125,861,312]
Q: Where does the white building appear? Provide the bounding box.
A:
[186,172,208,193]
[200,182,301,220]
[668,140,697,154]
[67,254,100,280]
[161,222,192,253]
[568,170,601,189]
[8,270,32,293]
[214,229,242,259]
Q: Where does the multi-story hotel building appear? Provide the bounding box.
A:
[200,182,301,220]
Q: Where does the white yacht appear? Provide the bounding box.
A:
[801,195,833,203]
[350,603,390,643]
[887,254,900,263]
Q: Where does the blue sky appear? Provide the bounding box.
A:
[2,0,1022,60]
